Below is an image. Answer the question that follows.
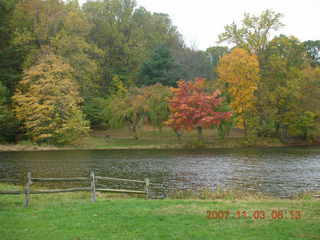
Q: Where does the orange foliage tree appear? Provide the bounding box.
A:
[217,48,260,136]
[166,78,232,140]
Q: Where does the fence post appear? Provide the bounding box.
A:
[144,178,150,199]
[24,172,32,207]
[90,170,96,203]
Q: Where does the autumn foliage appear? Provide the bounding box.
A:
[1,2,320,145]
[13,54,89,144]
[166,78,232,136]
[217,48,260,131]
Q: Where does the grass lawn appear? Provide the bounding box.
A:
[0,126,285,152]
[1,184,319,240]
[80,126,283,149]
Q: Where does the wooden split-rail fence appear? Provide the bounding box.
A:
[0,171,161,207]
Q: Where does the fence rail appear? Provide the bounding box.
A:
[96,176,145,184]
[31,177,89,182]
[0,179,18,182]
[30,187,91,194]
[96,188,146,194]
[0,190,22,195]
[0,170,153,207]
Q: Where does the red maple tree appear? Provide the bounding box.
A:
[166,78,232,139]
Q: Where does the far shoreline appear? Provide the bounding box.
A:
[0,141,319,153]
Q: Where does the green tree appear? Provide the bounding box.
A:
[138,45,181,86]
[83,0,146,88]
[304,40,320,66]
[11,0,102,98]
[173,47,213,81]
[206,46,229,79]
[291,67,320,140]
[142,84,172,131]
[82,97,110,129]
[0,82,20,142]
[10,0,66,65]
[83,0,184,88]
[107,87,148,140]
[106,83,170,139]
[50,1,103,98]
[13,54,89,144]
[259,35,308,140]
[218,9,284,56]
[0,0,24,96]
[0,0,23,142]
[83,75,128,128]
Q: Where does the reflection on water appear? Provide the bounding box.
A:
[0,147,320,197]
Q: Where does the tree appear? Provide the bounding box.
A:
[141,84,172,131]
[107,87,148,140]
[83,75,128,129]
[0,0,23,142]
[304,40,320,66]
[98,82,170,138]
[50,1,103,98]
[10,0,66,65]
[0,82,20,142]
[166,78,232,140]
[0,0,24,97]
[173,47,213,81]
[13,54,89,144]
[288,67,320,140]
[259,35,308,140]
[217,48,260,137]
[300,67,320,114]
[83,0,184,88]
[218,9,284,56]
[138,45,181,86]
[289,111,318,141]
[11,0,103,98]
[206,46,229,79]
[83,0,143,87]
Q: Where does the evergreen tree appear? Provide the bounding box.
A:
[138,45,181,87]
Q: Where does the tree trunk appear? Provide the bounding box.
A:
[127,119,139,140]
[242,119,247,138]
[278,124,288,143]
[303,129,308,141]
[132,125,138,140]
[197,127,203,141]
[275,122,280,137]
[174,129,181,141]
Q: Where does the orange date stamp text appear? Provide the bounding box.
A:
[207,210,302,220]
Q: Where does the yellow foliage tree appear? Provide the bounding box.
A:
[13,54,89,144]
[217,48,260,135]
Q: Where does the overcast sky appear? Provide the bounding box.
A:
[82,0,320,50]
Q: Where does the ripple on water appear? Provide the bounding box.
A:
[0,147,320,197]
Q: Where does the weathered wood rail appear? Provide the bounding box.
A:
[0,179,18,182]
[0,170,159,207]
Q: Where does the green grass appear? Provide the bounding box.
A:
[0,126,292,151]
[1,184,320,240]
[75,126,283,150]
[1,125,317,152]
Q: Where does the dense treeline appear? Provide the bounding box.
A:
[0,1,319,144]
[0,0,215,144]
[216,10,320,142]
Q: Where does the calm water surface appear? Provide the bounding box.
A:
[0,147,320,197]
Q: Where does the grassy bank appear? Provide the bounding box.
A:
[0,184,320,240]
[0,126,292,152]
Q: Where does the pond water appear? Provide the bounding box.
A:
[0,147,320,197]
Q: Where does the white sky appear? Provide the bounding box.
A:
[81,0,320,50]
